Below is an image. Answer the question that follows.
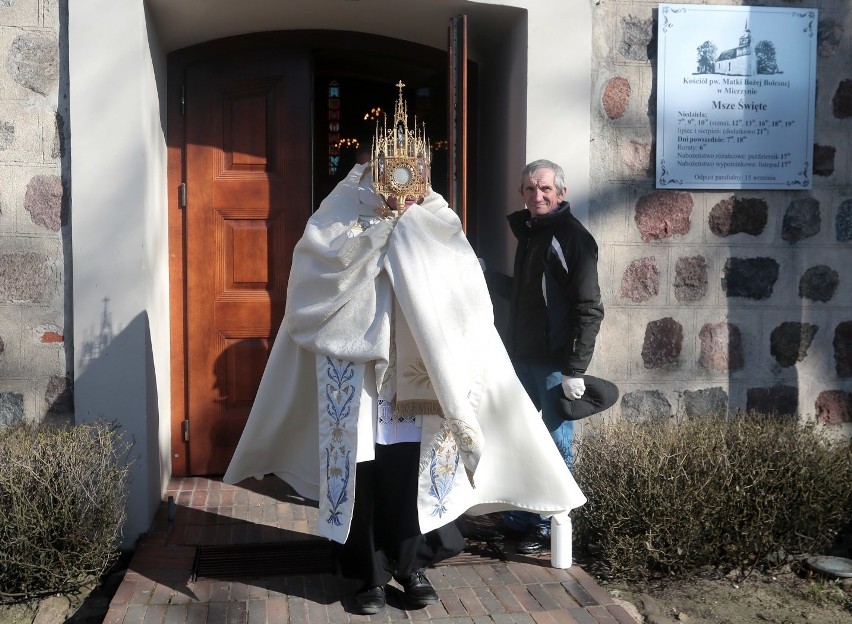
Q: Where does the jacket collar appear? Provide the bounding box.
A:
[508,201,572,237]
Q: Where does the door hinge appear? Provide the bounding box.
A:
[179,182,187,208]
[180,85,185,116]
[182,419,190,442]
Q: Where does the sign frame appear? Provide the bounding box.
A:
[656,4,818,190]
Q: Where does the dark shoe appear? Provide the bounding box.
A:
[398,569,439,607]
[455,515,505,541]
[516,531,548,555]
[354,585,386,614]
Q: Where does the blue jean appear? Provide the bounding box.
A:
[503,362,574,537]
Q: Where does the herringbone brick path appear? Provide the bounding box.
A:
[105,477,638,624]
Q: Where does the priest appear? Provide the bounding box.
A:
[224,82,586,615]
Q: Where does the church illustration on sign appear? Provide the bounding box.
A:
[714,21,756,75]
[695,21,780,77]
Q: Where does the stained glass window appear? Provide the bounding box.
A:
[328,81,341,175]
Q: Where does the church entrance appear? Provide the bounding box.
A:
[311,50,451,210]
[169,31,472,476]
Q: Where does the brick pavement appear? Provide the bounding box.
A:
[105,477,638,624]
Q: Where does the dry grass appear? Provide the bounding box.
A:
[573,411,852,582]
[0,421,132,603]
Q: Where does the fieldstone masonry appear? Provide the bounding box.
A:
[622,139,653,176]
[619,15,654,62]
[782,197,821,242]
[673,255,707,302]
[0,252,50,303]
[620,257,658,302]
[641,317,682,369]
[603,76,631,119]
[818,18,844,57]
[798,265,839,302]
[699,322,744,372]
[0,392,24,426]
[708,196,768,237]
[815,390,852,424]
[837,200,852,241]
[769,322,818,368]
[621,389,671,421]
[835,322,852,378]
[747,385,798,417]
[0,0,68,427]
[0,120,13,150]
[45,374,72,419]
[722,257,779,300]
[593,0,852,428]
[634,190,692,241]
[813,145,835,177]
[832,79,852,118]
[0,2,849,438]
[682,387,728,420]
[6,32,59,95]
[25,174,64,231]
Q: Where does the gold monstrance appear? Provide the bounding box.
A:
[371,81,431,212]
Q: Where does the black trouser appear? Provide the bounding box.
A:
[334,442,464,587]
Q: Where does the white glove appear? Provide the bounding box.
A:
[561,375,585,401]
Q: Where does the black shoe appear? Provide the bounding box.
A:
[398,569,439,607]
[516,531,548,555]
[354,585,386,614]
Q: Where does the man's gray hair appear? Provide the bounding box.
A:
[520,159,567,192]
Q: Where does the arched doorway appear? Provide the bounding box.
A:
[168,31,476,476]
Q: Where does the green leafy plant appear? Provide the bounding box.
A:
[0,421,132,603]
[573,412,852,582]
[800,576,849,608]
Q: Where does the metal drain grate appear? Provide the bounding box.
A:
[194,540,334,579]
[193,539,505,579]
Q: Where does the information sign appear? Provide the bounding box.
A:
[656,4,817,189]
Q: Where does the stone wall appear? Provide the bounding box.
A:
[590,0,852,428]
[1,0,850,434]
[0,0,70,425]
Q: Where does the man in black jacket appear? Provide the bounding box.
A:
[504,159,618,554]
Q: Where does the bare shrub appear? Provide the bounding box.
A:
[573,412,852,581]
[0,421,132,603]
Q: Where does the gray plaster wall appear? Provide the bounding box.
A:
[0,0,71,427]
[590,0,852,432]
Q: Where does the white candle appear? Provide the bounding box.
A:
[550,514,572,569]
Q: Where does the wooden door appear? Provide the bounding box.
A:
[448,15,468,232]
[184,50,311,475]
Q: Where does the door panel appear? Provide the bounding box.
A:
[185,51,311,475]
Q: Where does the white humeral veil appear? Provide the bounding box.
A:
[224,163,586,544]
